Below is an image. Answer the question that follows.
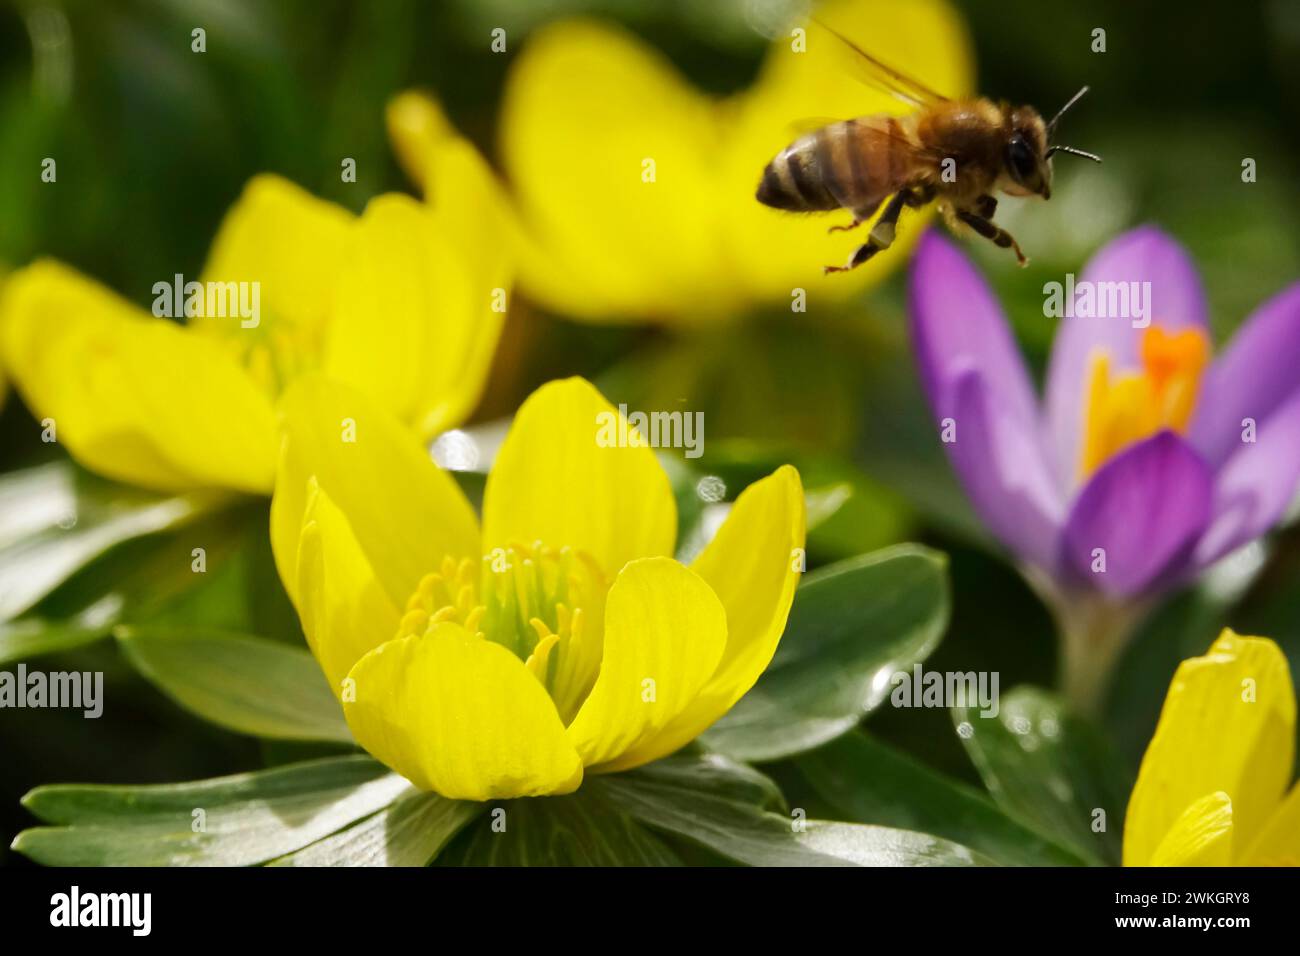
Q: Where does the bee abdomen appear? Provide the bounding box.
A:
[756,136,840,212]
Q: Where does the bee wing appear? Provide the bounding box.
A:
[809,16,951,108]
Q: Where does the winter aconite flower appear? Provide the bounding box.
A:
[270,376,805,799]
[909,227,1300,706]
[0,147,510,495]
[388,0,971,324]
[1124,630,1298,866]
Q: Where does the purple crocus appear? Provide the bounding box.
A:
[909,227,1300,705]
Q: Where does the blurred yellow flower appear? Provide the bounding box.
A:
[271,375,805,799]
[0,139,511,495]
[1124,630,1299,866]
[389,0,972,325]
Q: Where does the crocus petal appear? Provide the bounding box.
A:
[598,465,804,772]
[1191,281,1300,467]
[909,231,1044,430]
[940,369,1065,573]
[1194,389,1300,567]
[0,260,277,493]
[343,622,584,800]
[271,375,480,611]
[1044,226,1209,484]
[482,377,676,579]
[1242,783,1300,866]
[1146,792,1234,866]
[1123,631,1295,866]
[907,233,1063,569]
[199,174,354,336]
[500,19,725,320]
[1060,431,1212,597]
[567,557,726,769]
[295,481,401,695]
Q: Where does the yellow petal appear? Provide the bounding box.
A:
[271,375,480,611]
[413,136,514,437]
[323,195,444,428]
[567,557,726,768]
[1123,630,1296,866]
[482,377,676,578]
[500,19,729,320]
[199,174,354,338]
[1242,783,1300,866]
[324,181,510,439]
[1146,792,1235,866]
[598,465,805,771]
[343,622,584,799]
[0,260,276,492]
[722,0,973,303]
[295,480,401,694]
[386,90,456,192]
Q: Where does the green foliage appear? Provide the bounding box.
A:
[703,545,949,760]
[116,627,351,743]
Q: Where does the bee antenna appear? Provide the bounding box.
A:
[1046,144,1103,163]
[1047,85,1090,134]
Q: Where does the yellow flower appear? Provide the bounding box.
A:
[1124,630,1299,866]
[388,0,972,325]
[0,138,511,495]
[271,375,805,800]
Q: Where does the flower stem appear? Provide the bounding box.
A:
[1054,598,1143,718]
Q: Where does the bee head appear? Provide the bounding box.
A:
[1003,107,1053,200]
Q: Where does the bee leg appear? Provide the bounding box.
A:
[974,194,997,218]
[827,200,882,234]
[824,192,908,274]
[902,184,936,208]
[957,209,1027,267]
[827,217,866,234]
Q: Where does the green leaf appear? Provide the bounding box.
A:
[13,755,406,866]
[953,686,1132,866]
[618,751,786,809]
[591,754,989,867]
[442,788,682,866]
[797,732,1091,866]
[0,596,120,666]
[116,627,351,743]
[701,545,949,761]
[0,461,222,622]
[272,789,482,867]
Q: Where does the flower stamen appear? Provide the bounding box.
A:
[397,543,606,724]
[1078,325,1209,479]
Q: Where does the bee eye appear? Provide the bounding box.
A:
[1006,135,1037,182]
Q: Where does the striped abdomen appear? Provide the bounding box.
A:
[756,116,921,214]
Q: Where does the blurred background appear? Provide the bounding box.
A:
[2,0,1299,863]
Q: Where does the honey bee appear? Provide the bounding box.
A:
[757,19,1100,273]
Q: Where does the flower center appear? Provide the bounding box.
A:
[1078,325,1209,479]
[396,543,606,724]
